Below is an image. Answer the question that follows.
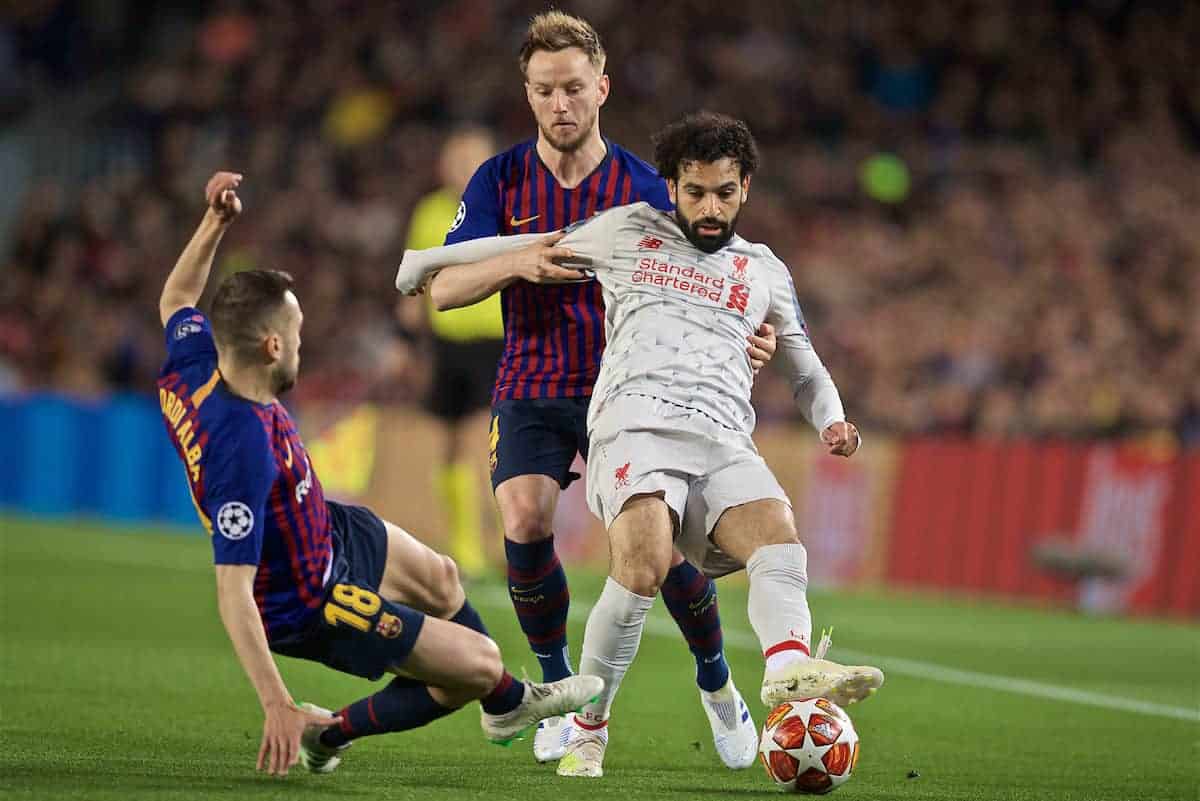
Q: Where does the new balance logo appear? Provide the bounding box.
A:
[637,236,663,250]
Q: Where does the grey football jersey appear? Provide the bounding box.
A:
[566,203,844,435]
[395,201,845,437]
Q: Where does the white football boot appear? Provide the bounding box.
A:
[297,703,350,774]
[760,631,884,708]
[533,714,574,762]
[556,721,608,778]
[481,675,603,746]
[700,677,758,769]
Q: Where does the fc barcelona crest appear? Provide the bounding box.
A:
[376,612,403,639]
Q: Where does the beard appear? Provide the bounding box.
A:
[676,209,740,254]
[539,109,596,153]
[270,361,298,396]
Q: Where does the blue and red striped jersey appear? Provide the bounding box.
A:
[445,138,671,400]
[157,307,331,642]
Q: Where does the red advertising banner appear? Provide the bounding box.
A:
[886,439,1199,617]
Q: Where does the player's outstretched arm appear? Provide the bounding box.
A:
[214,564,340,776]
[158,172,243,326]
[428,232,584,310]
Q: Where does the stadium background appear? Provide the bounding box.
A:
[2,4,1198,801]
[3,0,1197,617]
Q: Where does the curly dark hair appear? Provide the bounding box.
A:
[652,111,759,181]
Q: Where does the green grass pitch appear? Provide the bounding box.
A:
[2,517,1197,800]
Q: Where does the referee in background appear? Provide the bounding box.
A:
[405,128,503,579]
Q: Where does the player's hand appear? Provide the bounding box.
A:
[747,322,776,374]
[205,171,243,223]
[256,700,340,777]
[511,232,587,284]
[821,421,860,458]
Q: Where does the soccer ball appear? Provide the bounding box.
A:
[758,698,859,793]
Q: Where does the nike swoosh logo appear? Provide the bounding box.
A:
[282,440,293,469]
[510,214,540,227]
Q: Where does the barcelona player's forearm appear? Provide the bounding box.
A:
[159,209,231,326]
[215,564,292,710]
[428,255,520,310]
[394,231,542,298]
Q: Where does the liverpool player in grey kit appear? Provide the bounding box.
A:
[396,112,885,779]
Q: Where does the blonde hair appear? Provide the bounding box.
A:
[518,11,606,76]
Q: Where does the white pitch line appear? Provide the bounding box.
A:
[829,648,1200,724]
[470,587,1200,724]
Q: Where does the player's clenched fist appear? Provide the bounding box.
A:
[205,171,243,222]
[821,420,860,457]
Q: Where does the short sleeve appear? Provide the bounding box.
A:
[760,246,809,340]
[202,415,277,566]
[163,307,217,371]
[444,160,502,245]
[560,205,634,265]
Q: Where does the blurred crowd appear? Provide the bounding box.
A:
[3,0,1198,443]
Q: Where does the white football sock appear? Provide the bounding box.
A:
[746,543,812,669]
[575,577,655,727]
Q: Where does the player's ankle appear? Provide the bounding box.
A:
[480,672,526,715]
[574,712,609,731]
[695,652,730,692]
[535,642,574,682]
[764,640,811,672]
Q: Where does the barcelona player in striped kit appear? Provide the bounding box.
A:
[428,12,773,768]
[157,172,601,778]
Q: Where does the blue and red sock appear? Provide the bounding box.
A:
[320,678,454,747]
[480,671,526,715]
[662,559,730,692]
[450,598,490,637]
[504,536,573,681]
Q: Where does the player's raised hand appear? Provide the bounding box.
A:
[511,231,588,283]
[256,700,340,777]
[821,421,861,457]
[747,322,776,374]
[205,171,243,223]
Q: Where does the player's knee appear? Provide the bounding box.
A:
[500,499,553,543]
[610,545,670,597]
[615,561,667,597]
[464,632,504,696]
[431,554,466,618]
[759,500,800,546]
[610,495,673,595]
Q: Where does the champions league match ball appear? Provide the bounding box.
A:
[758,698,860,793]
